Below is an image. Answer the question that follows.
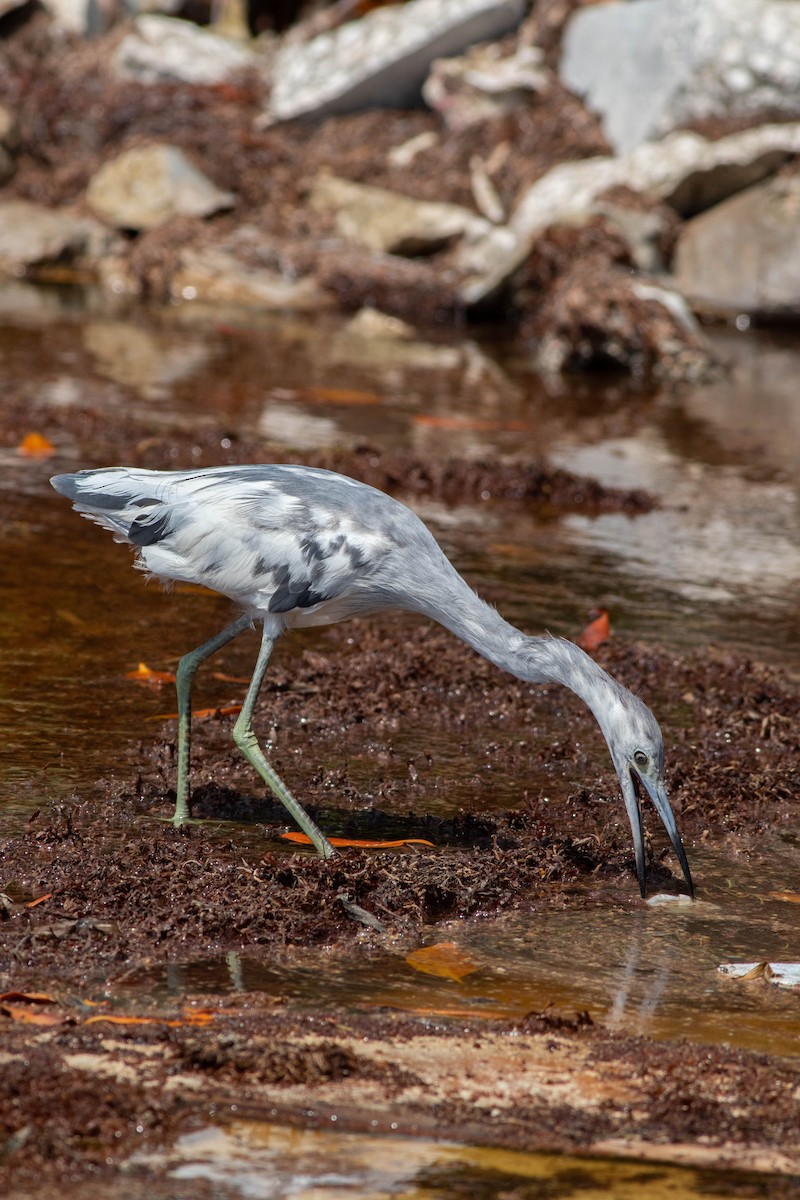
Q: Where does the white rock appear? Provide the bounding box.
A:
[267,0,525,122]
[345,306,416,339]
[560,0,800,154]
[0,201,118,276]
[455,123,800,304]
[309,174,493,255]
[115,15,258,87]
[387,131,439,169]
[86,143,235,231]
[423,40,548,131]
[645,892,695,907]
[674,173,800,316]
[170,248,333,311]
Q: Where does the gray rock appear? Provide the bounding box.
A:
[423,39,549,131]
[560,0,800,154]
[0,201,119,277]
[267,0,525,123]
[115,15,258,86]
[673,173,800,317]
[86,143,235,231]
[455,123,800,304]
[308,174,494,255]
[169,248,334,311]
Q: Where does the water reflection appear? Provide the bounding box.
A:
[128,1119,799,1199]
[112,841,800,1060]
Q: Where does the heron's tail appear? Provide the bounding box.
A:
[50,468,171,544]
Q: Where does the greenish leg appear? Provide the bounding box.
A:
[173,613,253,825]
[232,623,336,860]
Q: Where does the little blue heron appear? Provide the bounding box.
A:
[51,463,693,897]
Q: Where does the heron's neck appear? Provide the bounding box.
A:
[414,569,620,721]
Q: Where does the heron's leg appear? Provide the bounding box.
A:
[232,623,336,860]
[174,612,253,825]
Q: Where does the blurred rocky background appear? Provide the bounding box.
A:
[3,0,800,381]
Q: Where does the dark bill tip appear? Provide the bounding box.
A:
[637,770,695,899]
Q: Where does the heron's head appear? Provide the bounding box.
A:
[600,688,693,899]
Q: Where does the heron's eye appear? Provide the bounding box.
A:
[633,750,649,769]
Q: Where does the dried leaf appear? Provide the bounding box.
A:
[150,704,242,721]
[405,942,479,982]
[769,891,800,904]
[299,385,381,406]
[577,608,611,652]
[740,962,773,981]
[18,432,55,458]
[84,1008,215,1028]
[126,662,177,686]
[412,414,530,433]
[719,961,800,988]
[1,1003,63,1025]
[55,608,85,628]
[0,991,58,1005]
[280,832,434,849]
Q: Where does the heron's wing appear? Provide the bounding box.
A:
[52,467,398,612]
[136,478,394,611]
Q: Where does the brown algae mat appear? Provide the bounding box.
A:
[2,628,800,1191]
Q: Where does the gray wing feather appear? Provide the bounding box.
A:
[51,466,399,615]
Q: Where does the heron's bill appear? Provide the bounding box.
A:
[623,768,694,899]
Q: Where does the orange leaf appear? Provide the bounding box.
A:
[84,1009,214,1028]
[150,704,242,721]
[18,431,55,458]
[279,832,435,849]
[126,662,177,686]
[412,414,531,433]
[577,608,611,652]
[270,385,380,407]
[405,942,479,982]
[1,1003,63,1025]
[0,991,57,1005]
[301,385,381,407]
[26,892,53,909]
[769,891,800,904]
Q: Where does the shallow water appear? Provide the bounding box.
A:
[3,297,799,815]
[2,291,800,1188]
[110,838,800,1059]
[128,1121,800,1199]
